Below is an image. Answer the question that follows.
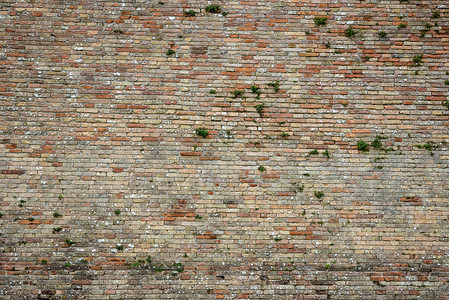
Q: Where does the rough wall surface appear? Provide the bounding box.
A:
[1,0,449,299]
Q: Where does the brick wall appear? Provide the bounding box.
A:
[1,0,449,299]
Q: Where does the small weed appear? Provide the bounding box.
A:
[258,165,266,172]
[114,209,120,216]
[323,150,330,159]
[195,127,209,138]
[184,10,196,17]
[153,265,163,272]
[268,81,280,93]
[357,140,369,151]
[274,236,282,242]
[314,191,324,199]
[28,217,35,221]
[158,1,165,4]
[58,194,62,200]
[278,121,285,126]
[378,31,387,38]
[445,80,449,86]
[63,262,72,269]
[222,12,228,16]
[303,173,310,177]
[205,4,220,13]
[376,166,383,169]
[65,239,75,246]
[0,212,3,218]
[415,142,439,151]
[280,132,289,139]
[116,245,124,251]
[53,212,62,218]
[412,55,423,66]
[324,42,331,48]
[308,149,319,155]
[442,100,449,109]
[183,253,188,258]
[398,23,407,29]
[314,17,327,26]
[209,89,216,94]
[195,214,202,220]
[324,264,330,268]
[425,23,432,29]
[113,29,124,34]
[250,85,261,99]
[80,259,88,264]
[232,90,244,98]
[432,11,440,18]
[302,209,306,216]
[254,104,265,116]
[371,136,383,149]
[420,31,427,38]
[53,227,62,233]
[146,255,152,263]
[166,49,176,56]
[41,259,47,264]
[345,26,356,38]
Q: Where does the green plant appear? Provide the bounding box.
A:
[324,264,330,268]
[254,104,265,115]
[324,42,331,48]
[166,49,176,56]
[28,217,35,221]
[250,85,261,99]
[184,10,196,17]
[378,31,387,38]
[63,262,72,269]
[303,173,310,177]
[274,236,282,242]
[195,127,209,138]
[442,100,449,109]
[232,90,244,98]
[113,29,124,34]
[412,54,423,66]
[205,4,220,13]
[53,227,62,233]
[420,31,427,38]
[183,253,188,257]
[432,11,440,18]
[65,239,75,246]
[58,194,62,200]
[146,255,152,263]
[345,26,356,38]
[323,150,330,159]
[209,89,216,94]
[445,80,449,86]
[280,132,289,139]
[398,23,407,29]
[309,149,319,155]
[80,259,88,264]
[314,191,324,199]
[268,81,280,92]
[314,16,327,26]
[41,259,47,264]
[53,212,62,218]
[371,136,383,149]
[195,214,202,220]
[0,212,3,218]
[113,209,120,216]
[415,142,439,151]
[222,12,228,16]
[425,22,431,29]
[258,165,266,172]
[116,245,124,251]
[357,140,369,151]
